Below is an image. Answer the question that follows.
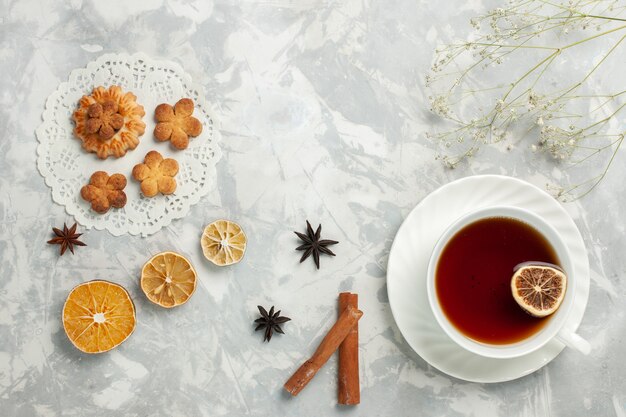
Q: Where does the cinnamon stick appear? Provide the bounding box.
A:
[284,304,363,396]
[338,292,360,405]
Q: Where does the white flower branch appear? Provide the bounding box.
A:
[427,0,626,200]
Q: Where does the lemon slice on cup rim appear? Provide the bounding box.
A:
[511,263,567,317]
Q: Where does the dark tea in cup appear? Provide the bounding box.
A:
[435,216,561,345]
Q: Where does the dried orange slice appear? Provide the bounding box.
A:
[511,264,567,317]
[201,220,247,266]
[140,251,197,308]
[62,280,136,354]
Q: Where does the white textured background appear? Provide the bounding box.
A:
[0,1,624,416]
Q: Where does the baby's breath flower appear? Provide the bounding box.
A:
[430,95,451,117]
[442,155,457,169]
[492,127,506,142]
[427,0,625,200]
[539,125,582,160]
[527,90,541,110]
[546,183,566,200]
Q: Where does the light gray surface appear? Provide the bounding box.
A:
[1,1,625,416]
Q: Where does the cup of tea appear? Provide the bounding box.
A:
[426,206,590,358]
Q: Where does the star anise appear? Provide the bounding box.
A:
[47,223,86,256]
[294,220,338,269]
[254,305,291,342]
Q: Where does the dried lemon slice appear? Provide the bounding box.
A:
[201,220,247,266]
[141,251,197,308]
[511,264,567,317]
[62,280,136,354]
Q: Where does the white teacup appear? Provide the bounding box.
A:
[426,206,590,359]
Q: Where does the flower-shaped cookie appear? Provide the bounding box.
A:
[73,85,146,159]
[85,101,124,140]
[80,171,127,214]
[154,98,202,150]
[132,151,179,197]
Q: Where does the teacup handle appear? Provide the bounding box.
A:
[556,329,591,355]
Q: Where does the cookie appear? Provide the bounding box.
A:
[132,151,179,197]
[154,98,202,150]
[80,171,127,214]
[73,86,146,159]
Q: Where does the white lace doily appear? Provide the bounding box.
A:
[36,53,222,236]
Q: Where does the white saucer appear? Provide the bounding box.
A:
[387,175,590,383]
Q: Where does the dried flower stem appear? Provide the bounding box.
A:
[428,0,626,200]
